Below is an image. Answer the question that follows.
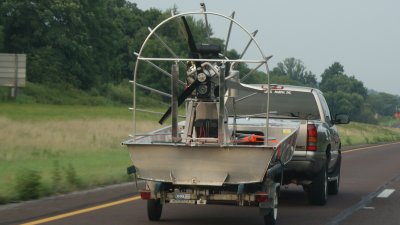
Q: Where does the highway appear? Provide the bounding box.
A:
[1,142,400,225]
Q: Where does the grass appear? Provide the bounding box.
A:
[337,122,400,146]
[0,103,166,121]
[0,102,167,204]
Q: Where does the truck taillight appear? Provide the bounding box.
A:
[255,192,269,203]
[307,124,317,151]
[140,190,151,200]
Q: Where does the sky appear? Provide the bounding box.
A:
[132,0,400,96]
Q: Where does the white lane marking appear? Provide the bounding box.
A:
[363,207,375,210]
[377,189,395,198]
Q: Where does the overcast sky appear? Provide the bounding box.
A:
[132,0,400,96]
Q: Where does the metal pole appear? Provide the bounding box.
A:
[265,58,270,145]
[200,2,211,41]
[132,81,172,98]
[239,30,258,59]
[240,62,264,82]
[218,64,226,145]
[224,11,235,56]
[14,54,19,99]
[171,62,179,142]
[232,99,237,145]
[132,58,137,142]
[148,27,186,68]
[135,52,186,86]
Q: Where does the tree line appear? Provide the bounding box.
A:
[269,58,400,123]
[0,0,399,123]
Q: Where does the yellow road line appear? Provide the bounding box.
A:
[342,142,400,154]
[21,196,141,225]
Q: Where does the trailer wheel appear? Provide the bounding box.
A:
[308,164,328,205]
[263,188,278,225]
[147,199,162,221]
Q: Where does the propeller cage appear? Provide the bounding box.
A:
[131,7,272,145]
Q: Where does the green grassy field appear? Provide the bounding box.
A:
[1,103,400,204]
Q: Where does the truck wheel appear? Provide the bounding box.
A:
[147,199,162,221]
[263,188,278,225]
[308,165,328,205]
[328,155,341,195]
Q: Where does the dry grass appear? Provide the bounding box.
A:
[0,117,161,159]
[337,122,400,146]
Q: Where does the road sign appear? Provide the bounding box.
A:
[0,53,26,87]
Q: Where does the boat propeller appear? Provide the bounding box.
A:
[158,16,221,125]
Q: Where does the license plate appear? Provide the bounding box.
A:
[169,199,196,204]
[175,193,191,200]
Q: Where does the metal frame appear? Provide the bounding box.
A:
[132,10,272,143]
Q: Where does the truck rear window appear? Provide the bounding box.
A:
[226,89,320,120]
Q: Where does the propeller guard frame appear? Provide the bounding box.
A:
[131,9,273,144]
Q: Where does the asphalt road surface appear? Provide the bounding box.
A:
[1,142,400,225]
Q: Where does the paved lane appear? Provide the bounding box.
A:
[340,178,400,225]
[1,142,400,225]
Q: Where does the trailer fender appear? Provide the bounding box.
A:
[259,182,279,214]
[146,181,163,199]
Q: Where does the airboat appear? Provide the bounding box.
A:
[123,3,299,225]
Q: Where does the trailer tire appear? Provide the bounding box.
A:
[308,164,328,206]
[147,199,162,221]
[263,187,278,225]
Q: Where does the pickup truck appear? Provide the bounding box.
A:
[268,85,349,205]
[235,84,350,205]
